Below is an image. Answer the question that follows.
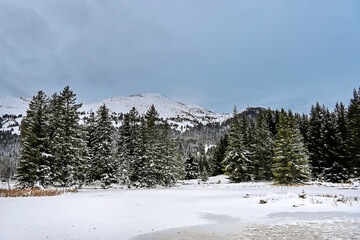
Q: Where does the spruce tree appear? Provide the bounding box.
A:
[295,113,309,144]
[333,102,350,179]
[307,103,325,179]
[47,93,62,183]
[265,108,277,137]
[118,105,183,188]
[320,108,347,182]
[251,112,274,180]
[272,111,310,184]
[50,86,85,186]
[158,121,183,186]
[184,154,199,180]
[84,111,96,183]
[209,134,228,176]
[347,87,360,176]
[223,107,251,182]
[140,105,162,187]
[117,107,143,186]
[90,104,117,187]
[17,91,51,188]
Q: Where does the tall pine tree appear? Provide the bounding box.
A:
[347,87,360,177]
[209,134,228,176]
[118,107,143,186]
[89,104,117,187]
[223,107,252,182]
[272,111,310,184]
[17,91,51,188]
[251,112,274,181]
[50,86,85,186]
[307,103,325,179]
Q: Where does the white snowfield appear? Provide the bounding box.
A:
[0,94,30,116]
[0,176,359,240]
[0,94,30,134]
[81,93,230,122]
[0,93,231,133]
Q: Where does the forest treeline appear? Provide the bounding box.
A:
[206,88,360,183]
[1,86,360,187]
[15,86,182,188]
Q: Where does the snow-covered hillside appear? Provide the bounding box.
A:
[0,94,30,134]
[80,93,230,131]
[0,94,30,116]
[0,93,231,133]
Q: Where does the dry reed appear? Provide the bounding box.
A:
[0,188,78,198]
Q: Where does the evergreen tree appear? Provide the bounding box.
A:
[240,114,254,149]
[333,102,350,178]
[223,107,252,182]
[272,111,310,184]
[84,111,96,183]
[320,108,348,182]
[158,122,183,186]
[184,154,199,180]
[140,105,162,187]
[295,113,309,144]
[47,93,62,183]
[209,134,228,176]
[17,91,51,188]
[265,108,277,136]
[117,107,143,186]
[307,102,325,179]
[118,105,182,188]
[50,86,85,186]
[89,104,117,187]
[251,112,274,180]
[198,154,209,181]
[347,87,360,176]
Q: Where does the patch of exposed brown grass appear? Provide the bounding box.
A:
[0,188,78,198]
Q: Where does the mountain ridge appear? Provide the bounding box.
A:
[0,93,231,133]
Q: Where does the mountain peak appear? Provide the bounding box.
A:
[80,93,231,131]
[129,93,165,98]
[0,92,232,133]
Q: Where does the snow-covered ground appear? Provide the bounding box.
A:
[0,176,359,240]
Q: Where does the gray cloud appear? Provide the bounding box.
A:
[0,0,359,113]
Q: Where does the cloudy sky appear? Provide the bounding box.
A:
[0,0,359,113]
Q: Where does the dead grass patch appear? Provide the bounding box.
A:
[0,188,78,198]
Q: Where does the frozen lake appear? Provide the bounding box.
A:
[0,177,359,240]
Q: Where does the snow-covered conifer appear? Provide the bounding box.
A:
[223,107,252,182]
[184,154,199,180]
[347,87,360,176]
[272,111,310,184]
[17,91,51,188]
[251,112,274,180]
[118,107,143,186]
[50,86,85,186]
[89,104,117,187]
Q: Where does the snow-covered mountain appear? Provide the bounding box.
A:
[0,93,231,133]
[0,94,30,116]
[80,93,230,131]
[0,94,31,134]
